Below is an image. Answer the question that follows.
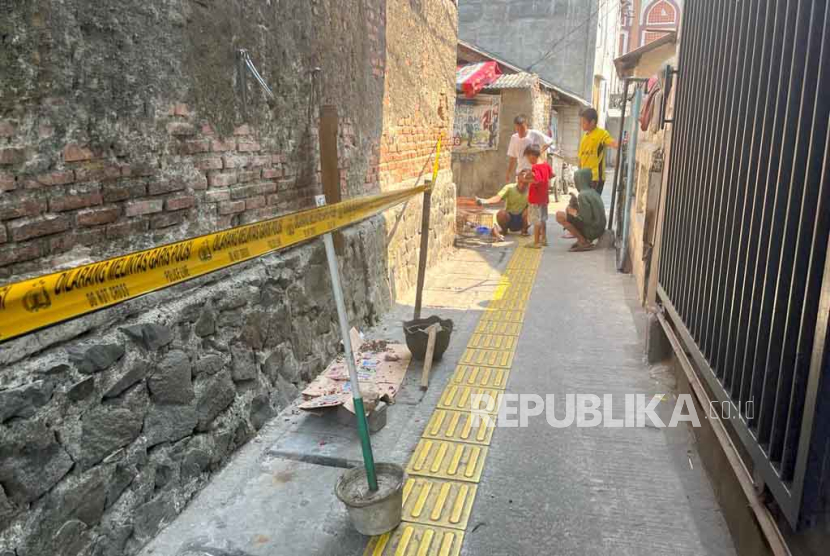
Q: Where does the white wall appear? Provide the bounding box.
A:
[594,0,622,129]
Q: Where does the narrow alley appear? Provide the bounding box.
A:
[134,192,735,556]
[1,1,828,556]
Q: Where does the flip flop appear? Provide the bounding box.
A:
[570,243,595,252]
[561,233,575,239]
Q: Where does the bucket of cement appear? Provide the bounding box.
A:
[403,316,453,361]
[335,463,406,535]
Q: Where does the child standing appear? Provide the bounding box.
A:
[524,144,553,248]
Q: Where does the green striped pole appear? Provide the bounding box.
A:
[317,195,378,491]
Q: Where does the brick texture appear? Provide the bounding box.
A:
[64,144,94,162]
[165,195,196,211]
[49,192,103,213]
[77,206,121,227]
[0,148,24,165]
[125,199,164,217]
[0,198,47,221]
[0,96,368,272]
[0,174,15,192]
[9,216,71,242]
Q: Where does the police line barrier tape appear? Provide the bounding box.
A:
[0,185,427,343]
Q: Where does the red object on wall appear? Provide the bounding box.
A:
[456,62,502,98]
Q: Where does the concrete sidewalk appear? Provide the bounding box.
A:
[139,234,513,556]
[140,197,736,556]
[461,229,736,556]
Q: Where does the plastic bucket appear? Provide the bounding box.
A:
[403,316,454,361]
[335,463,406,536]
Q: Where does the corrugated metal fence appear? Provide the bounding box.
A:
[658,0,830,528]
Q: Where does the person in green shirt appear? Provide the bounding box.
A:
[555,168,606,251]
[476,170,531,240]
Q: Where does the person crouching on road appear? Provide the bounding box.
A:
[524,144,553,248]
[555,168,606,252]
[475,172,531,241]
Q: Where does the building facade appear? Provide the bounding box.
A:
[459,0,622,117]
[618,0,682,55]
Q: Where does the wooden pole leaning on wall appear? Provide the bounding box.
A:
[413,135,442,320]
[319,105,345,255]
[413,181,432,321]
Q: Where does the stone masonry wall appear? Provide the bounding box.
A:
[0,225,390,556]
[0,1,459,555]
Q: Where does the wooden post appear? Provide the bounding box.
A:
[420,323,440,390]
[413,181,432,320]
[319,105,344,254]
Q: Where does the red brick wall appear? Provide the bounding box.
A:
[0,105,369,280]
[378,108,452,189]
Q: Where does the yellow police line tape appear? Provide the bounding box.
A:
[0,184,428,344]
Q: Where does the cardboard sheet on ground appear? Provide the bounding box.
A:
[299,343,411,414]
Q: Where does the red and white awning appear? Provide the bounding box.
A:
[456,62,502,99]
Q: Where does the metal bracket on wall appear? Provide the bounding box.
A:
[660,65,679,128]
[236,49,277,119]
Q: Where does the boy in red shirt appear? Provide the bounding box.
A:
[524,144,553,248]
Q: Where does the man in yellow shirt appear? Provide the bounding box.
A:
[578,108,620,195]
[476,170,531,240]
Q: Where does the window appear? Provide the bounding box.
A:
[618,32,628,56]
[644,30,670,45]
[548,110,560,152]
[645,0,677,26]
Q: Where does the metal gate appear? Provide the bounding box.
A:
[658,0,830,528]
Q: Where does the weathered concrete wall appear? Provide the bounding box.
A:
[558,104,583,162]
[459,0,599,100]
[0,1,459,555]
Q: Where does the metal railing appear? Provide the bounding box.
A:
[658,0,830,529]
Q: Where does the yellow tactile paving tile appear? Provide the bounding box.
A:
[365,241,544,556]
[502,273,536,285]
[406,439,488,482]
[492,286,530,303]
[480,309,525,322]
[459,347,514,368]
[401,477,478,530]
[438,384,503,414]
[484,298,529,311]
[467,332,518,351]
[474,319,522,336]
[506,259,540,271]
[501,268,536,284]
[364,523,464,556]
[451,365,510,390]
[423,408,496,445]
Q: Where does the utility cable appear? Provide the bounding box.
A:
[527,0,618,71]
